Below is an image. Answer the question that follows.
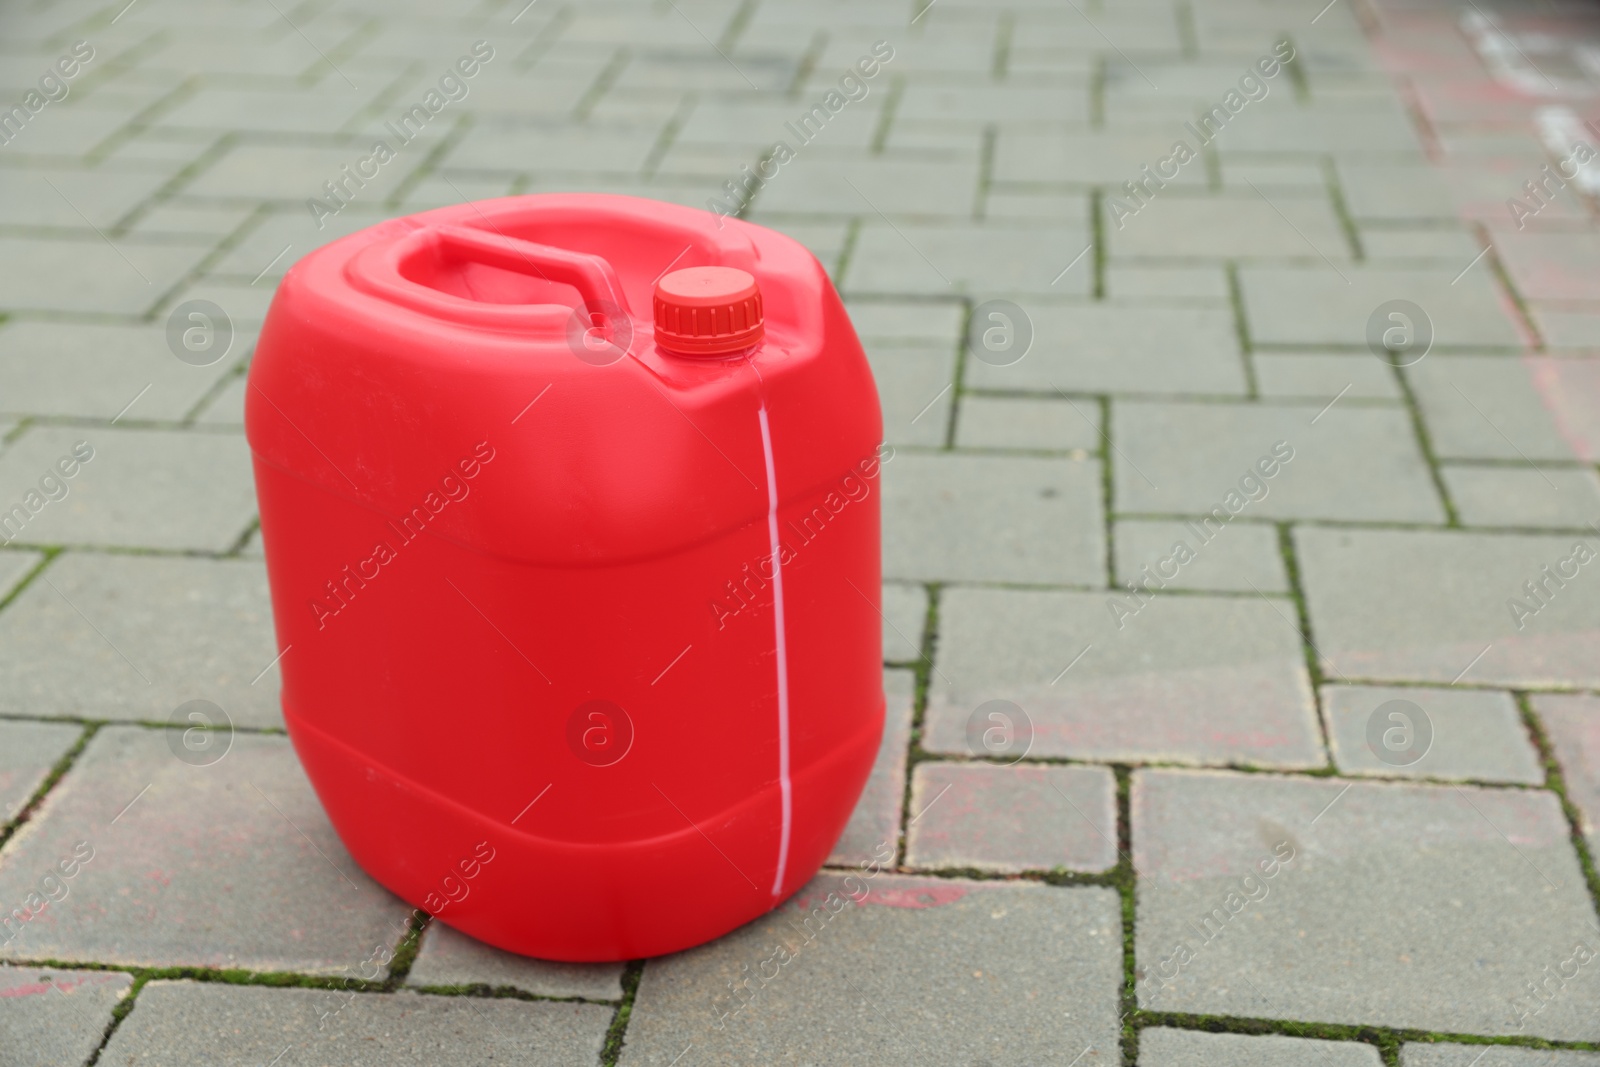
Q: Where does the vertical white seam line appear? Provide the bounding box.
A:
[757,404,791,897]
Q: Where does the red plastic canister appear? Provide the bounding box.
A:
[245,194,885,962]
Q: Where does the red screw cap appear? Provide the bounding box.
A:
[653,266,764,356]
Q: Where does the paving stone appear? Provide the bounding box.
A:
[0,320,241,421]
[984,188,1098,224]
[617,873,1122,1066]
[1336,163,1461,222]
[1113,518,1288,593]
[1323,684,1542,783]
[445,122,659,175]
[99,981,613,1064]
[0,235,202,316]
[0,166,174,230]
[1103,265,1230,300]
[995,129,1211,186]
[956,395,1102,452]
[184,138,439,202]
[406,921,624,999]
[845,300,966,345]
[865,340,956,447]
[1521,356,1600,461]
[881,452,1104,585]
[0,426,256,551]
[1133,768,1600,1038]
[194,372,249,426]
[1408,357,1587,462]
[1296,526,1600,688]
[0,727,413,973]
[1109,193,1352,260]
[1238,266,1523,349]
[1535,694,1600,856]
[1253,353,1403,400]
[1360,226,1485,262]
[672,99,878,152]
[0,552,282,726]
[125,199,260,238]
[752,154,982,218]
[1217,100,1426,154]
[0,549,41,594]
[1496,231,1600,303]
[0,720,81,823]
[922,587,1322,768]
[965,305,1248,397]
[845,221,1094,297]
[1140,1028,1384,1066]
[905,762,1117,873]
[881,584,926,663]
[1221,159,1330,189]
[830,669,915,867]
[0,964,132,1067]
[1403,1046,1600,1067]
[896,83,1092,126]
[1443,464,1600,528]
[1113,400,1444,523]
[1531,308,1600,352]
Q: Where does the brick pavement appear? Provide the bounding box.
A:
[0,0,1598,1063]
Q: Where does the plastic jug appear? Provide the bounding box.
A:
[245,194,885,961]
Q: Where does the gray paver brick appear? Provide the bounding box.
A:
[1114,518,1288,593]
[1113,400,1444,523]
[0,728,413,973]
[905,762,1117,873]
[0,550,41,596]
[0,426,256,552]
[1535,694,1600,856]
[956,395,1101,452]
[1295,526,1600,688]
[1495,231,1600,303]
[0,236,203,316]
[617,873,1122,1066]
[1408,357,1587,463]
[0,964,132,1067]
[844,300,965,345]
[1141,1028,1385,1066]
[753,154,981,217]
[405,920,624,1000]
[185,139,439,202]
[1323,684,1542,784]
[1442,465,1600,528]
[923,587,1322,768]
[845,221,1094,297]
[99,981,613,1065]
[1403,1046,1600,1066]
[995,130,1211,186]
[1109,193,1352,260]
[0,320,241,421]
[830,669,915,867]
[865,340,956,447]
[882,451,1105,585]
[0,166,174,230]
[1103,265,1230,300]
[1239,266,1522,349]
[881,583,926,663]
[1134,769,1600,1038]
[0,552,282,726]
[965,305,1248,397]
[1253,354,1403,400]
[0,720,81,823]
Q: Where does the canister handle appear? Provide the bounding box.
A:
[430,225,632,317]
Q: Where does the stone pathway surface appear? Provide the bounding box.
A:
[0,0,1598,1063]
